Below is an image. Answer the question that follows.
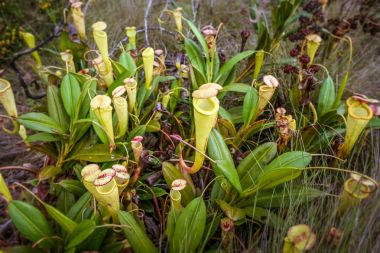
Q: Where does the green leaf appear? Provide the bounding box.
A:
[216,50,254,83]
[171,197,206,253]
[67,144,125,162]
[57,179,86,197]
[56,190,75,214]
[65,220,96,249]
[184,19,209,59]
[77,78,97,119]
[216,200,246,221]
[255,167,302,190]
[254,186,324,208]
[67,192,92,221]
[317,76,335,116]
[368,118,380,128]
[18,113,65,134]
[44,203,77,233]
[218,107,234,123]
[88,111,109,144]
[26,133,59,142]
[127,125,146,142]
[119,211,158,253]
[111,59,127,76]
[208,129,242,193]
[138,186,167,200]
[242,87,259,126]
[256,21,271,51]
[246,151,312,192]
[47,85,69,130]
[38,166,62,181]
[166,206,182,248]
[244,206,284,227]
[137,76,176,112]
[184,38,206,77]
[60,73,81,117]
[119,51,136,74]
[8,201,55,249]
[237,142,277,191]
[264,151,312,171]
[222,83,252,93]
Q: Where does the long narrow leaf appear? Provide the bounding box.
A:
[119,211,158,253]
[208,129,242,193]
[8,201,55,249]
[60,73,81,117]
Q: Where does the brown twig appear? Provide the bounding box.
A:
[0,166,37,174]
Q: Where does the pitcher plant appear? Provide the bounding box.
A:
[111,164,130,194]
[142,47,154,90]
[20,31,42,68]
[339,97,373,158]
[71,1,87,41]
[92,21,114,86]
[123,78,137,113]
[112,91,128,138]
[305,34,322,66]
[181,83,221,174]
[282,224,316,253]
[258,75,279,113]
[0,78,19,133]
[93,169,120,222]
[338,172,377,215]
[90,95,115,150]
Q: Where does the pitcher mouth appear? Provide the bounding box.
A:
[344,178,370,199]
[81,164,101,182]
[259,85,275,92]
[92,21,107,31]
[348,103,373,120]
[193,97,219,116]
[0,79,11,93]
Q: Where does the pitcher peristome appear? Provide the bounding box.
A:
[60,50,76,73]
[338,173,377,215]
[90,95,115,149]
[71,1,87,41]
[81,164,101,195]
[111,164,130,194]
[142,47,154,90]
